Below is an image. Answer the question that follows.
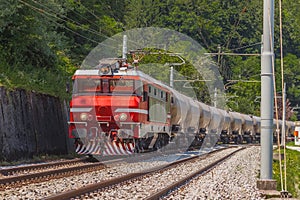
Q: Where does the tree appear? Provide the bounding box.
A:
[0,0,65,69]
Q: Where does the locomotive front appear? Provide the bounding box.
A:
[68,59,147,156]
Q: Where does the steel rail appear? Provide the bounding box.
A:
[145,147,245,200]
[0,157,87,176]
[44,147,235,200]
[0,162,106,190]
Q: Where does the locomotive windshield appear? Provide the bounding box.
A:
[73,78,142,95]
[109,79,134,93]
[73,78,101,93]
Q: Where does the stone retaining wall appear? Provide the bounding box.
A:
[0,87,72,161]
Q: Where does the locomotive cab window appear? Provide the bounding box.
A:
[73,78,102,94]
[134,80,143,96]
[109,79,134,93]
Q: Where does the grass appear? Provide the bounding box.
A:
[286,141,299,147]
[273,148,300,198]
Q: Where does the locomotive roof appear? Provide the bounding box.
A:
[74,68,141,76]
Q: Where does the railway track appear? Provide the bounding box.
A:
[0,157,106,190]
[43,146,241,200]
[0,157,88,176]
[0,148,187,195]
[146,147,244,200]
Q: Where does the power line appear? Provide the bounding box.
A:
[27,0,112,41]
[76,1,141,47]
[78,3,102,21]
[204,52,260,56]
[229,42,262,51]
[25,0,141,49]
[18,0,112,46]
[68,4,102,28]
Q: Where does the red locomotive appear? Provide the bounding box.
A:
[69,58,174,155]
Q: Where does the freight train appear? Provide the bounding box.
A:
[68,58,295,156]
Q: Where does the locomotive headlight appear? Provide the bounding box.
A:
[87,114,93,121]
[114,114,120,121]
[99,66,111,75]
[80,113,88,121]
[119,113,127,121]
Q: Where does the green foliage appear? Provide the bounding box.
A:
[278,1,300,57]
[0,0,123,99]
[0,63,76,99]
[122,0,300,115]
[225,56,261,114]
[273,148,300,198]
[62,0,124,65]
[279,54,300,105]
[287,141,299,147]
[0,0,299,115]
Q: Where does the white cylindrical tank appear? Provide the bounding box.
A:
[186,99,200,133]
[170,91,190,132]
[198,102,211,131]
[240,114,254,135]
[252,116,261,134]
[208,107,223,133]
[229,112,243,135]
[218,109,231,133]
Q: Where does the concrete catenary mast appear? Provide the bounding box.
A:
[260,0,274,183]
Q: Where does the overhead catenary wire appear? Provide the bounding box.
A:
[60,2,103,29]
[20,0,136,51]
[25,0,116,43]
[18,0,106,45]
[33,0,140,47]
[75,1,141,47]
[229,42,262,51]
[30,0,100,27]
[218,3,257,81]
[29,0,108,40]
